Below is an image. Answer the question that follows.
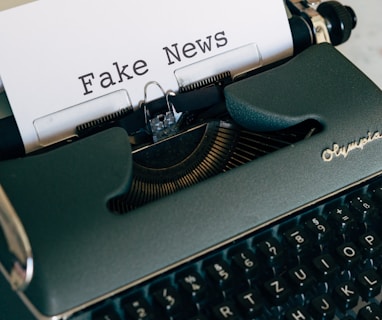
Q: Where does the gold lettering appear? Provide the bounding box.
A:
[322,131,382,162]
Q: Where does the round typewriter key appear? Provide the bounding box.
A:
[205,260,234,290]
[312,253,340,281]
[257,237,285,268]
[305,215,332,244]
[357,303,382,319]
[263,276,291,305]
[236,289,263,317]
[327,205,357,239]
[356,269,382,299]
[212,301,241,320]
[178,271,206,301]
[122,297,154,320]
[358,232,382,258]
[152,285,183,316]
[333,281,359,311]
[349,194,377,223]
[284,226,311,254]
[285,306,311,320]
[231,248,258,280]
[336,242,361,269]
[310,294,336,319]
[288,265,315,292]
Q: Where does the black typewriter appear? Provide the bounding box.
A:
[2,1,382,319]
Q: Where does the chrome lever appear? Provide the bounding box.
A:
[0,185,33,291]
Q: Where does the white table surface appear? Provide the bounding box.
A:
[336,0,382,89]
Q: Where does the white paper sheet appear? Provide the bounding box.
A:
[0,0,293,153]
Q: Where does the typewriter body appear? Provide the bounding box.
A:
[2,1,382,319]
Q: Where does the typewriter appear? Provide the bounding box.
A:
[2,1,382,319]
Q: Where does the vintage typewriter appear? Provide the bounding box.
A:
[2,1,382,319]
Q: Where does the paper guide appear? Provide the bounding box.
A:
[0,0,293,153]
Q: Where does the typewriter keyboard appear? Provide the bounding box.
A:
[84,176,382,320]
